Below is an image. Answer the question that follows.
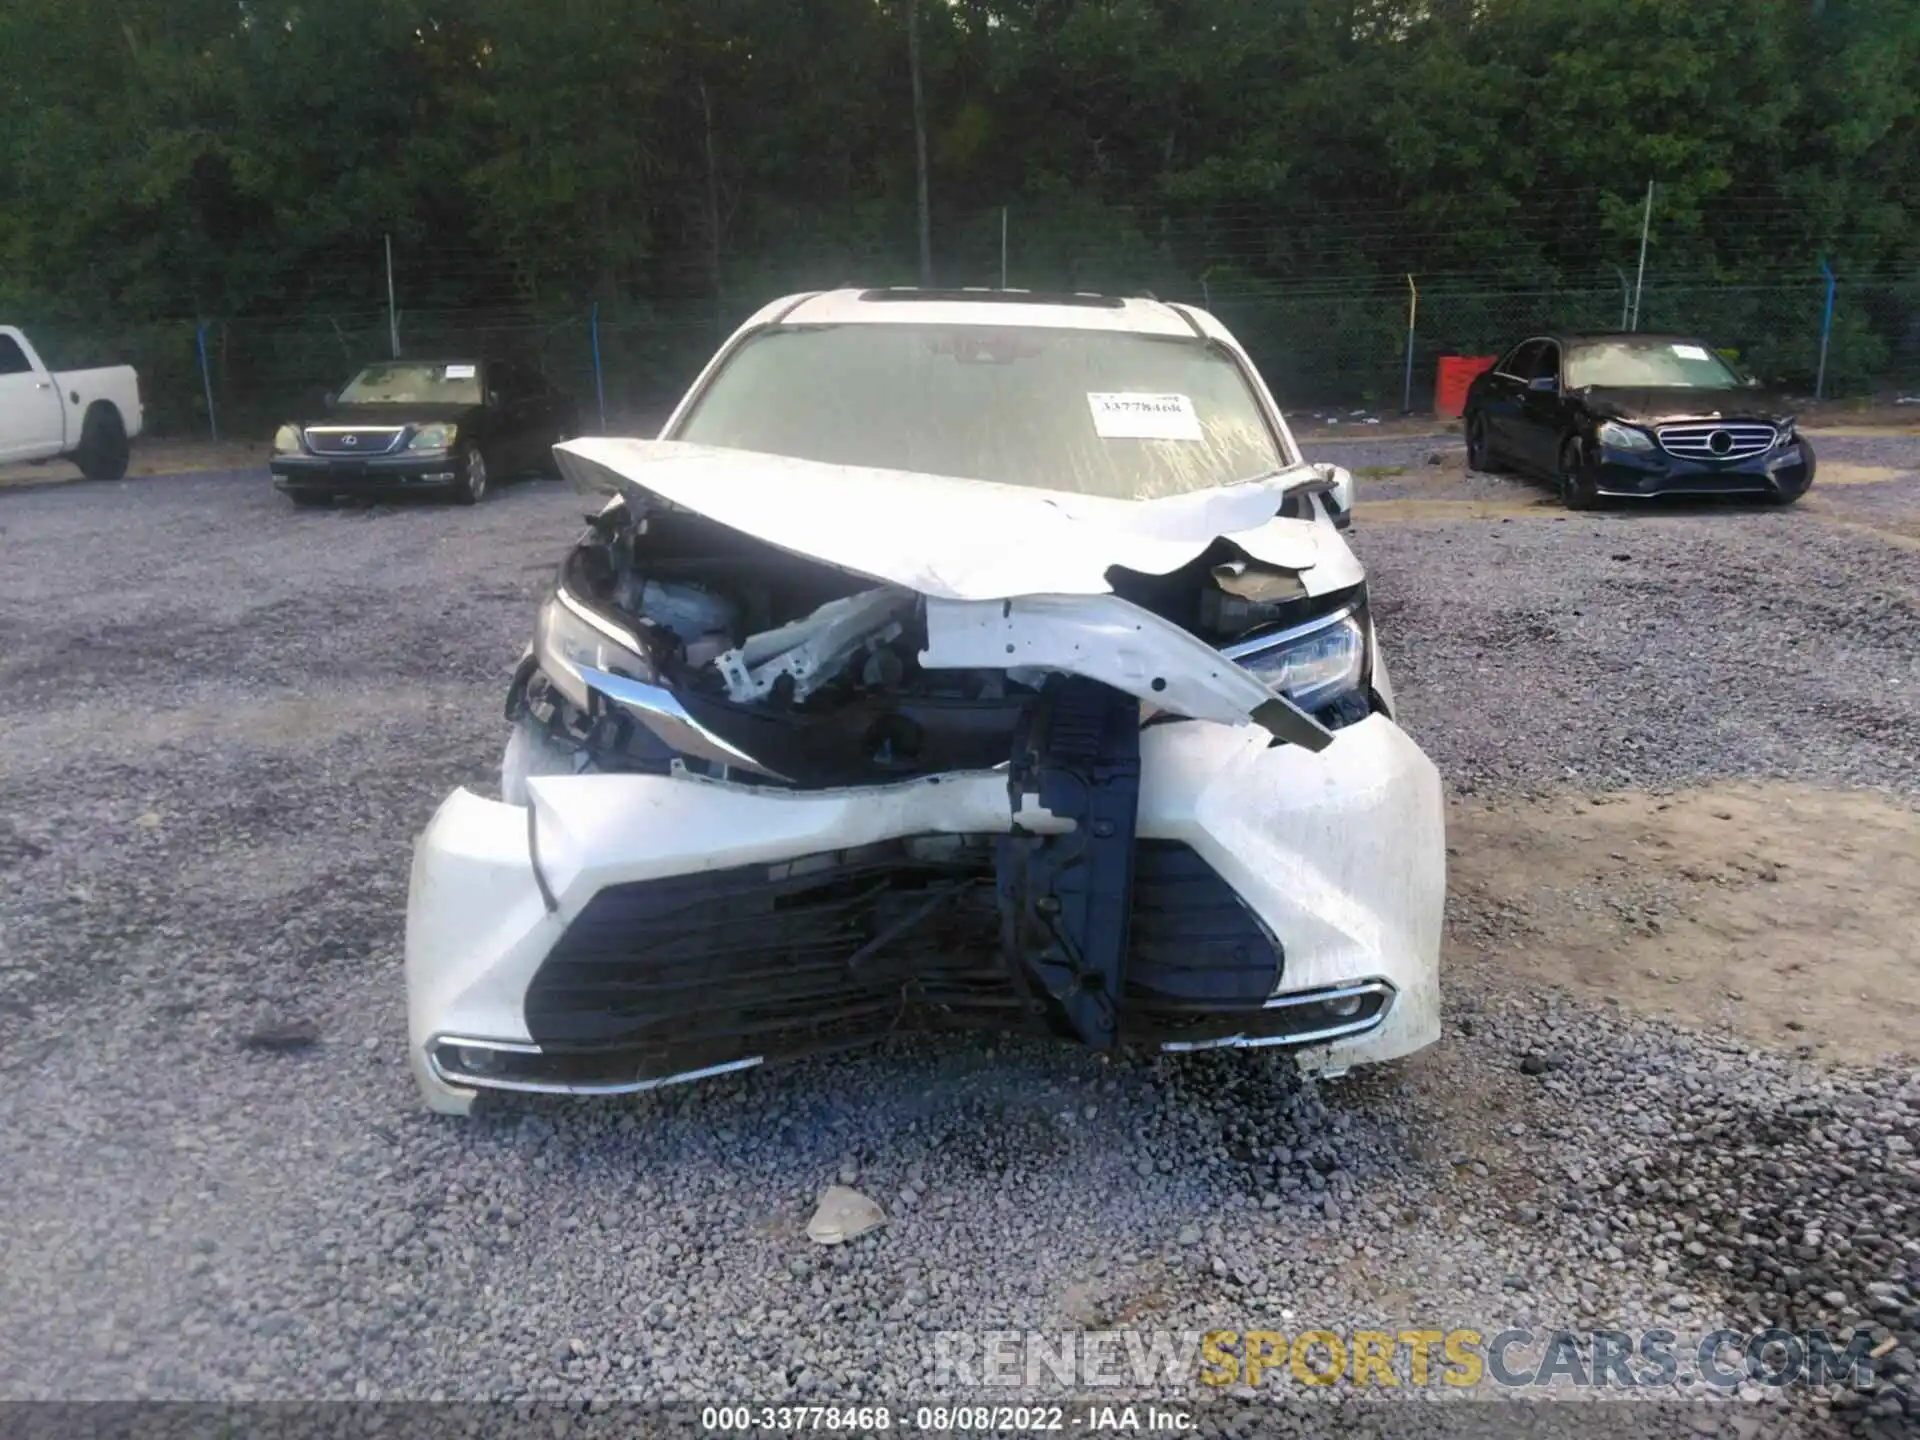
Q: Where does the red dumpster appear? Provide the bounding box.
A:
[1434,355,1496,419]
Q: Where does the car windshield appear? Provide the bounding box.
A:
[1564,339,1741,390]
[337,361,483,405]
[671,323,1290,499]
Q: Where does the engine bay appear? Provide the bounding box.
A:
[511,489,1369,791]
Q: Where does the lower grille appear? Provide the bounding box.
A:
[1125,841,1281,1009]
[521,835,1284,1076]
[1656,422,1776,462]
[525,838,1012,1067]
[304,427,405,455]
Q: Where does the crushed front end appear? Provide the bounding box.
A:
[404,441,1444,1114]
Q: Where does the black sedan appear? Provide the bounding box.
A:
[1462,332,1815,509]
[269,357,578,507]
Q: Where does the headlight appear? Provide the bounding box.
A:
[1223,605,1368,712]
[272,424,303,455]
[1776,419,1796,444]
[1597,420,1654,452]
[409,422,459,452]
[534,585,652,710]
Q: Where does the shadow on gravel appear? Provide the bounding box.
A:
[444,1033,1401,1203]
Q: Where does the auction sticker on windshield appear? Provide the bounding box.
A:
[1669,344,1711,361]
[1087,392,1204,441]
[444,363,478,379]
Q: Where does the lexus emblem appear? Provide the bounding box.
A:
[1708,430,1733,456]
[343,434,360,448]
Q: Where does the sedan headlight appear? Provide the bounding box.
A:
[1223,604,1368,712]
[534,586,652,711]
[1776,418,1797,444]
[1597,420,1655,452]
[409,422,460,452]
[272,424,303,455]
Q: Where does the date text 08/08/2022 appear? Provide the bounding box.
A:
[699,1404,1195,1432]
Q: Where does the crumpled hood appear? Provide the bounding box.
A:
[555,437,1358,602]
[1576,386,1793,426]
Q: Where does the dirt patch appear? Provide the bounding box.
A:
[1794,397,1920,432]
[1301,422,1455,443]
[1814,462,1908,486]
[0,439,262,488]
[1447,783,1920,1065]
[1805,509,1920,551]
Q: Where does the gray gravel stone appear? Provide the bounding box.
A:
[0,460,1912,1437]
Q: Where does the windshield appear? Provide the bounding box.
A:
[337,361,483,406]
[1564,339,1741,390]
[670,324,1289,499]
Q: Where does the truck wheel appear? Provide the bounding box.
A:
[73,405,130,481]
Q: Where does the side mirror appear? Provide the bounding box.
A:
[1527,375,1558,393]
[487,389,502,408]
[1311,462,1356,531]
[323,391,337,410]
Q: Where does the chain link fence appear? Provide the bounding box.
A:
[38,255,1919,440]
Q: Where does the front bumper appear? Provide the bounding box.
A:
[1584,437,1814,499]
[270,452,461,495]
[404,713,1444,1114]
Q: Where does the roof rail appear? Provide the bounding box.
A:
[1164,302,1209,340]
[856,287,1127,309]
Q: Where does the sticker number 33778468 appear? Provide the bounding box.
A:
[1087,392,1204,441]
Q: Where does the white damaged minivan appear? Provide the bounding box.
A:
[403,287,1444,1114]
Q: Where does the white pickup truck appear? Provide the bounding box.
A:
[0,326,143,479]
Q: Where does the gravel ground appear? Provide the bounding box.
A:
[0,462,1915,1436]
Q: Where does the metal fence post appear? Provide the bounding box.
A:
[196,320,219,443]
[591,301,607,433]
[1631,181,1653,330]
[1815,259,1836,401]
[385,234,401,358]
[1611,265,1630,330]
[1402,274,1418,414]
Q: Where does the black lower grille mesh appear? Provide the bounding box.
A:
[523,835,1282,1068]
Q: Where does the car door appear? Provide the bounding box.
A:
[1479,340,1540,459]
[1511,339,1567,474]
[0,332,65,463]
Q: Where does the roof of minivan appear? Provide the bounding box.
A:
[745,287,1230,341]
[1546,332,1710,346]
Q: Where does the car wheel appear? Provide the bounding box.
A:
[455,445,489,505]
[73,405,130,481]
[1559,437,1601,510]
[1465,413,1499,473]
[288,491,332,509]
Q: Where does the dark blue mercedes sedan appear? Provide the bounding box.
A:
[1462,332,1814,509]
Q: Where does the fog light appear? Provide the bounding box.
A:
[454,1045,497,1075]
[1325,992,1364,1018]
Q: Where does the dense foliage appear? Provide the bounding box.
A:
[3,0,1916,423]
